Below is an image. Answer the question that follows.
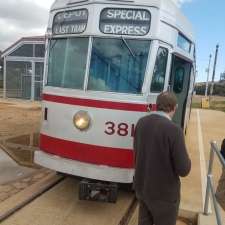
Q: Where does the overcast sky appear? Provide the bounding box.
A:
[0,0,52,50]
[3,0,223,82]
[0,0,189,51]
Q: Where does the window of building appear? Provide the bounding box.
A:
[9,44,33,57]
[35,44,45,57]
[150,47,168,93]
[6,61,32,99]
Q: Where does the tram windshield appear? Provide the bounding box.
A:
[47,37,150,94]
[47,37,89,89]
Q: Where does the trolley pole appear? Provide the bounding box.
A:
[210,44,219,97]
[205,54,212,97]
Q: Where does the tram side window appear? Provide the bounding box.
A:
[150,47,168,93]
[47,38,89,89]
[173,67,185,93]
[177,33,191,53]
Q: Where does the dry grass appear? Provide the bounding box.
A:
[192,95,225,113]
[0,99,41,167]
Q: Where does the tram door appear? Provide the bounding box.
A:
[170,56,191,127]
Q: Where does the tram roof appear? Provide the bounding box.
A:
[50,0,194,42]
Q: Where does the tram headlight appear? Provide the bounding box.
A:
[73,111,91,131]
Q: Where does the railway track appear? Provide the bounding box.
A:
[0,172,64,222]
[0,174,137,225]
[0,173,193,225]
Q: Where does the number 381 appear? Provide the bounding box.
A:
[104,122,135,137]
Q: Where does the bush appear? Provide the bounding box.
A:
[195,83,225,96]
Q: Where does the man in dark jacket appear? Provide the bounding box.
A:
[133,92,191,225]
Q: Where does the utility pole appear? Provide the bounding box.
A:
[205,54,212,96]
[210,44,219,97]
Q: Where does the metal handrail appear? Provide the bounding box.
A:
[204,141,225,225]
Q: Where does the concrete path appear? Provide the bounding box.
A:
[180,109,203,213]
[0,148,36,185]
[197,109,225,225]
[200,109,225,181]
[1,178,134,225]
[182,109,225,224]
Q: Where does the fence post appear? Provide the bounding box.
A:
[204,176,210,215]
[3,57,6,99]
[208,176,223,225]
[204,141,224,225]
[204,145,214,215]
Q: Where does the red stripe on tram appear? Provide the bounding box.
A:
[40,134,135,169]
[42,94,152,112]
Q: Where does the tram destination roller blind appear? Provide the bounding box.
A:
[100,8,151,36]
[53,9,88,35]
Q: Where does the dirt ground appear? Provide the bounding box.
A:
[0,99,41,140]
[0,99,42,167]
[0,99,44,203]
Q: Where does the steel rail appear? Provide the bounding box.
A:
[0,173,64,222]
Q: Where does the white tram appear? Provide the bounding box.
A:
[35,0,196,186]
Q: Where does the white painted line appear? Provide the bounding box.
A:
[196,109,211,212]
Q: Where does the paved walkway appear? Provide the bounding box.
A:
[180,109,203,213]
[0,148,36,185]
[197,109,225,224]
[0,148,53,204]
[181,109,225,224]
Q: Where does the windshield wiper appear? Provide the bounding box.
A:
[121,36,136,59]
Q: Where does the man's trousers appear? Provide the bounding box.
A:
[138,198,180,225]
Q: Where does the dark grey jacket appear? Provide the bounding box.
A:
[133,114,191,205]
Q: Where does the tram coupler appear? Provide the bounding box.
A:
[78,179,118,203]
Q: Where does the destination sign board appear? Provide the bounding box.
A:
[100,8,151,36]
[53,9,88,35]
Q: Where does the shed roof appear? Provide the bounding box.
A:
[1,36,45,57]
